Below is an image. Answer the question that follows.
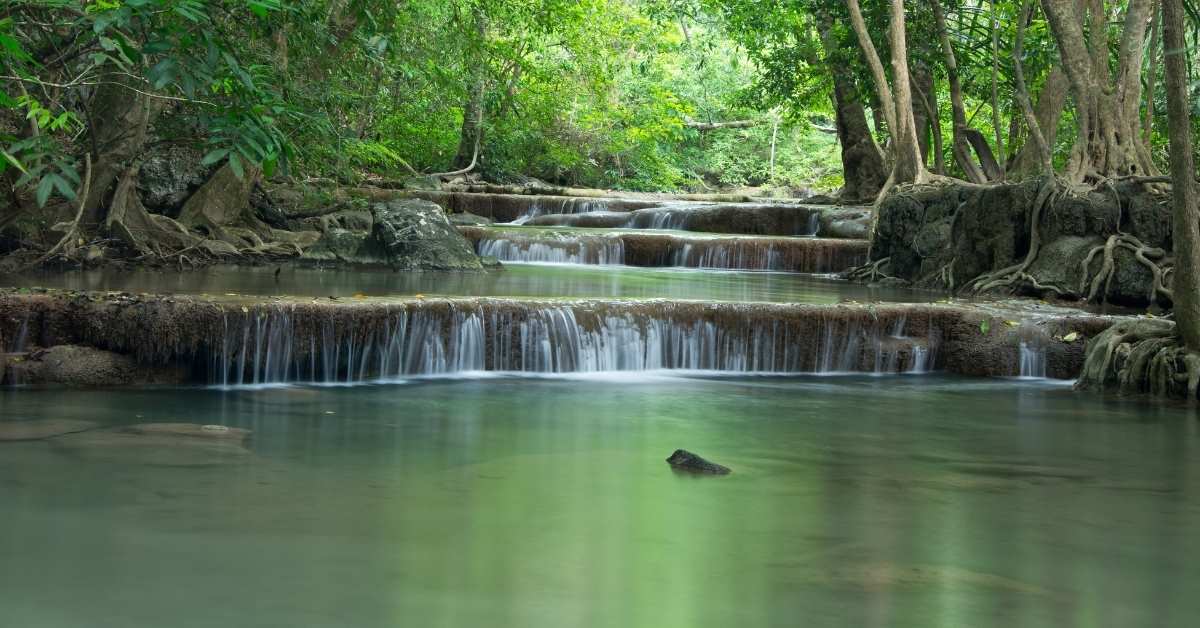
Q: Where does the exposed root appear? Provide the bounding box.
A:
[1078,233,1173,304]
[845,257,895,282]
[1077,318,1198,399]
[967,176,1064,295]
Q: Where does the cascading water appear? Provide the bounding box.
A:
[509,198,608,225]
[1017,323,1049,378]
[477,234,626,265]
[204,302,941,386]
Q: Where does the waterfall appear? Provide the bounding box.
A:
[477,234,625,265]
[668,241,788,270]
[1017,324,1049,378]
[203,302,942,386]
[509,198,608,225]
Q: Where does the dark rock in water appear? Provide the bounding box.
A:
[121,423,251,443]
[667,449,731,475]
[303,199,483,270]
[0,419,99,442]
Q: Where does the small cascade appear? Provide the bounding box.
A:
[477,233,625,265]
[0,313,30,385]
[808,212,821,237]
[195,301,943,386]
[657,237,866,273]
[1016,323,1049,378]
[509,198,609,225]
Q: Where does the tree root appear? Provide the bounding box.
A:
[845,257,895,282]
[966,175,1063,295]
[1078,233,1173,304]
[1077,318,1199,399]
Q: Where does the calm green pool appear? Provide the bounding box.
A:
[1,374,1196,628]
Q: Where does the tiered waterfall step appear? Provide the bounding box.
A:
[390,189,870,238]
[457,226,870,272]
[0,290,1114,386]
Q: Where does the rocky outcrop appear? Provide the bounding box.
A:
[303,199,482,270]
[870,180,1172,307]
[136,144,215,214]
[667,449,731,475]
[0,419,98,441]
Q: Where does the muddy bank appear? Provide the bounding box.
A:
[458,226,869,273]
[1,289,1116,386]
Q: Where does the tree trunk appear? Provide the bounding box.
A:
[1161,0,1200,348]
[1041,0,1156,180]
[81,71,157,224]
[1010,65,1069,176]
[1143,0,1160,146]
[846,0,897,138]
[884,0,928,188]
[910,62,935,166]
[819,20,888,203]
[453,8,487,171]
[1013,0,1054,174]
[931,0,989,183]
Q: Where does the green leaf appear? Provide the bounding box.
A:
[201,148,230,165]
[50,174,76,201]
[36,175,54,207]
[979,319,991,335]
[228,152,244,179]
[0,149,25,175]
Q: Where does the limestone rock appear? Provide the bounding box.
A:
[136,144,214,214]
[302,199,482,270]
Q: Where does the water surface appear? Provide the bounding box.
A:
[1,375,1196,628]
[3,264,936,304]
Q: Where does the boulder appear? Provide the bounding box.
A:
[667,449,731,475]
[136,144,215,214]
[302,199,483,270]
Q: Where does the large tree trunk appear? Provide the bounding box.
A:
[1041,0,1157,180]
[1162,0,1200,349]
[910,61,935,167]
[818,13,887,203]
[1010,66,1069,176]
[1013,0,1054,175]
[81,71,157,224]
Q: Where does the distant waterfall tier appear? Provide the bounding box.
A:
[461,227,869,273]
[401,191,658,224]
[476,232,626,265]
[524,203,873,238]
[0,291,1116,386]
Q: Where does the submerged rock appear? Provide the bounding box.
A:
[52,428,253,467]
[3,345,188,387]
[0,419,99,442]
[448,212,493,226]
[121,423,251,443]
[667,449,731,475]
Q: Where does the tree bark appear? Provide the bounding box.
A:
[818,13,887,203]
[1013,0,1054,174]
[884,0,928,188]
[1010,65,1069,176]
[1161,0,1200,348]
[1143,0,1160,146]
[81,71,157,224]
[1041,0,1156,180]
[931,0,989,183]
[846,0,897,138]
[453,7,487,171]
